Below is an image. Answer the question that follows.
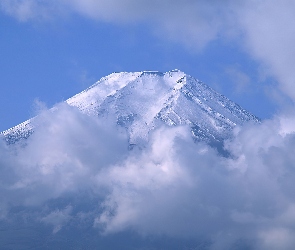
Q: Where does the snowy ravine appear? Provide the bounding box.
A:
[0,70,259,147]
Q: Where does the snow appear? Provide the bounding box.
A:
[1,70,259,146]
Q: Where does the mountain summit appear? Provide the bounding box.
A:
[1,70,259,147]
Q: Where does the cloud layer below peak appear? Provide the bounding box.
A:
[2,104,295,249]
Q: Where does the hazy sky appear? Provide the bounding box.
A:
[2,0,294,131]
[2,1,295,250]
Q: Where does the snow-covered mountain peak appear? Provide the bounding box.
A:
[1,70,259,148]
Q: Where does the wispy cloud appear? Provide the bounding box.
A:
[2,1,295,102]
[225,64,251,93]
[235,1,295,101]
[0,0,63,21]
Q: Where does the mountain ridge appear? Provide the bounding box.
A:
[1,70,259,147]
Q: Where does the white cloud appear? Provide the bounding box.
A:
[0,0,62,21]
[0,0,229,50]
[259,228,295,250]
[235,0,295,101]
[2,103,295,248]
[225,64,251,93]
[41,205,73,233]
[2,1,295,101]
[0,103,128,207]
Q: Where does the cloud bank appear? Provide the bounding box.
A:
[1,103,295,249]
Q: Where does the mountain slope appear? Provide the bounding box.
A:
[1,70,259,147]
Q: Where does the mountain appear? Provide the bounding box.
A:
[0,70,259,149]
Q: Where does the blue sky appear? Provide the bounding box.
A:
[0,0,289,132]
